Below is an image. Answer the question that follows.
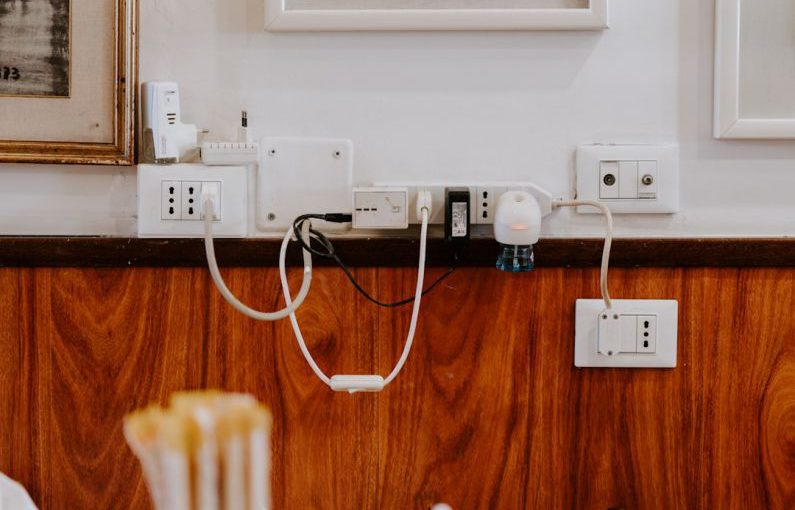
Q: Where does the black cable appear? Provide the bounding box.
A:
[291,214,457,308]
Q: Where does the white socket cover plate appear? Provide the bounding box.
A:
[576,144,680,214]
[574,299,678,368]
[256,137,353,232]
[138,164,247,238]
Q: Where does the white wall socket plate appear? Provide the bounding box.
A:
[256,137,353,233]
[576,144,679,214]
[574,299,678,368]
[138,164,247,238]
[372,181,554,225]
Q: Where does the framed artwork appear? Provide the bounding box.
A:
[714,0,795,139]
[0,0,137,164]
[265,0,609,32]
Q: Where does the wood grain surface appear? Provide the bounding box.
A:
[0,267,793,509]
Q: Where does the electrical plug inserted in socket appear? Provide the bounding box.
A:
[138,164,246,238]
[574,299,678,368]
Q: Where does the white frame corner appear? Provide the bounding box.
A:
[714,0,795,139]
[265,0,608,32]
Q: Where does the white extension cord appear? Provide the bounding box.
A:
[203,196,313,321]
[553,199,614,310]
[280,192,433,393]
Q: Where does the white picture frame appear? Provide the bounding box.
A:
[714,0,795,139]
[265,0,608,32]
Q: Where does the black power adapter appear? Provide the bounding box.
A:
[444,187,471,248]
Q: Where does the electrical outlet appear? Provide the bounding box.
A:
[475,186,509,225]
[139,164,246,238]
[181,181,201,220]
[575,299,677,368]
[637,315,657,353]
[201,182,222,220]
[161,180,181,219]
[576,144,679,214]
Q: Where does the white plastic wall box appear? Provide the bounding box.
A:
[576,144,680,214]
[256,137,353,233]
[138,164,247,238]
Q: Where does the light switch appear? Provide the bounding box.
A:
[638,161,658,199]
[599,161,620,199]
[618,161,639,199]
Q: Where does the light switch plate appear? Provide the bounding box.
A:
[138,164,247,238]
[256,137,353,233]
[574,299,678,368]
[576,144,679,214]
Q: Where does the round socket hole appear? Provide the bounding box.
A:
[189,198,194,204]
[603,174,617,186]
[644,332,649,337]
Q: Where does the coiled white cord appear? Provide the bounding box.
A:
[553,199,613,310]
[280,206,431,392]
[203,198,313,321]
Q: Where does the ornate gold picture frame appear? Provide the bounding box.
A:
[0,0,137,165]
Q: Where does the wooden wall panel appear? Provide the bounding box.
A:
[0,267,792,510]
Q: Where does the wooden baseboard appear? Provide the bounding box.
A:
[0,237,792,267]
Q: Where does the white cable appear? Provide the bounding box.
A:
[203,198,313,321]
[553,199,613,310]
[280,206,431,391]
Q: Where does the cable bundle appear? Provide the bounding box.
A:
[124,391,272,510]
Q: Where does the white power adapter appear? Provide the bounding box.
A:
[142,81,199,163]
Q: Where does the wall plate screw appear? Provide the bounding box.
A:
[642,174,654,186]
[333,150,342,159]
[268,149,277,157]
[267,213,276,221]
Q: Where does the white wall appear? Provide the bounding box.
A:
[0,0,793,237]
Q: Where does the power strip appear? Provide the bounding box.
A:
[201,142,260,166]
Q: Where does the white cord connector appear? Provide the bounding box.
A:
[200,183,221,220]
[281,191,433,393]
[553,199,614,311]
[416,190,432,219]
[203,197,313,321]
